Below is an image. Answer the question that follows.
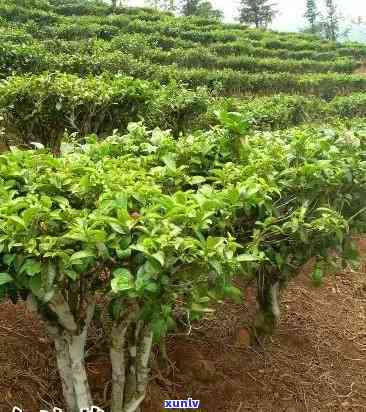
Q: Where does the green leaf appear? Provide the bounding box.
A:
[29,274,43,297]
[190,176,206,185]
[109,298,123,320]
[116,247,131,259]
[111,268,134,293]
[209,259,222,275]
[145,282,158,292]
[65,269,78,280]
[151,318,168,341]
[237,254,259,262]
[151,251,165,267]
[135,260,160,293]
[223,285,242,303]
[70,250,95,262]
[343,242,359,262]
[311,266,323,287]
[54,196,69,209]
[20,259,42,277]
[119,236,131,249]
[162,153,176,170]
[109,222,126,234]
[191,302,215,313]
[46,261,57,288]
[8,216,26,228]
[0,273,13,286]
[3,254,15,266]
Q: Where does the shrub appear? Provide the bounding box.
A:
[329,94,366,118]
[0,3,58,25]
[154,67,366,98]
[0,42,50,77]
[0,73,209,152]
[1,119,365,411]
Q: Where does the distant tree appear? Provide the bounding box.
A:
[181,0,200,16]
[163,0,177,12]
[351,16,366,36]
[195,1,223,19]
[304,0,319,33]
[111,0,126,9]
[146,0,161,10]
[14,0,51,8]
[239,0,278,29]
[322,0,340,41]
[181,0,223,19]
[352,16,366,26]
[353,22,366,46]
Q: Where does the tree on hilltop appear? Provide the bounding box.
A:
[181,0,200,15]
[239,0,278,29]
[162,0,177,12]
[146,0,176,12]
[180,0,223,19]
[196,1,223,19]
[304,0,320,33]
[322,0,341,41]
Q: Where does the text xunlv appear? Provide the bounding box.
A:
[164,398,200,409]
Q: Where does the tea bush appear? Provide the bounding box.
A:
[1,118,366,410]
[0,72,209,151]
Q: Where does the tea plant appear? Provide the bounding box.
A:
[1,1,366,410]
[1,117,365,410]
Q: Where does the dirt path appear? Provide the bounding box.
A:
[1,251,366,412]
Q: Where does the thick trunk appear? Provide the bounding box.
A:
[28,292,96,411]
[136,324,153,394]
[255,273,281,336]
[123,323,153,412]
[110,313,133,412]
[67,301,95,410]
[27,295,78,410]
[67,332,92,410]
[47,324,78,411]
[270,282,281,321]
[124,320,142,404]
[48,291,78,333]
[27,294,79,410]
[110,313,154,412]
[124,395,145,412]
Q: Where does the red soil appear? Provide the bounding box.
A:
[1,243,366,412]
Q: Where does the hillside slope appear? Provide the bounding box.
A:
[1,0,366,151]
[1,0,366,99]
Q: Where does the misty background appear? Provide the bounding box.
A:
[128,0,366,42]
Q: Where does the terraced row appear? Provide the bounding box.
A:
[2,72,366,152]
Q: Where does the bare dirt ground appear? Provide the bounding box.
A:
[1,242,366,412]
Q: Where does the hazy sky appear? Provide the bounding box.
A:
[130,0,366,31]
[206,0,366,30]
